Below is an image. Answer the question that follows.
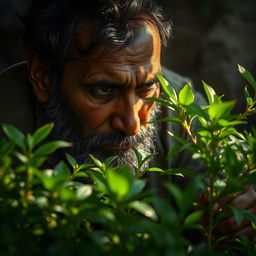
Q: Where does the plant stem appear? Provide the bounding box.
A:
[207,172,214,255]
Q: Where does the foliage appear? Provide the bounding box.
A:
[0,123,205,256]
[0,65,256,255]
[149,65,256,254]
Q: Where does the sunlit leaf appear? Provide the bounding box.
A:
[208,101,235,120]
[178,83,194,106]
[202,81,216,104]
[147,97,175,109]
[156,74,177,101]
[218,119,247,127]
[130,201,158,221]
[76,185,93,200]
[107,169,130,199]
[89,154,103,169]
[238,64,256,92]
[244,86,254,106]
[148,117,182,124]
[145,167,165,173]
[34,141,71,156]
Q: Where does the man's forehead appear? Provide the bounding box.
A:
[75,18,161,55]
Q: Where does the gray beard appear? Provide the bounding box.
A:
[44,81,159,172]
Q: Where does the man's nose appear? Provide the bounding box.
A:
[110,95,141,136]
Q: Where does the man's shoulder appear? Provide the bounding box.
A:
[0,62,36,135]
[162,66,192,91]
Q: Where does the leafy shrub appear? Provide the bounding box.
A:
[0,65,255,255]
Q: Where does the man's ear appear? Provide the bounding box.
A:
[27,52,50,103]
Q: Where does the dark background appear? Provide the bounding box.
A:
[0,0,256,117]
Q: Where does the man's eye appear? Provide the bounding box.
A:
[136,83,158,97]
[85,87,119,104]
[89,87,118,98]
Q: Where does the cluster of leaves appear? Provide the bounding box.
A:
[150,65,256,254]
[0,123,207,256]
[0,65,256,255]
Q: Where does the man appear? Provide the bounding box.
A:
[1,0,199,170]
[0,0,255,245]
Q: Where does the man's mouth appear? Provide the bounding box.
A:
[102,144,131,151]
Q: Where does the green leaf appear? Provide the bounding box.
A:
[140,153,157,168]
[125,179,147,200]
[187,103,208,120]
[31,123,54,149]
[89,154,103,169]
[145,167,165,173]
[15,152,28,163]
[178,83,194,106]
[202,81,216,104]
[132,147,143,167]
[156,74,177,101]
[167,143,192,159]
[34,141,71,156]
[72,172,88,179]
[2,124,25,150]
[218,119,247,127]
[107,169,131,199]
[164,183,183,212]
[77,163,94,172]
[153,197,177,223]
[149,116,182,124]
[89,171,108,193]
[66,153,77,167]
[26,134,34,151]
[208,101,236,120]
[184,210,203,229]
[168,131,190,145]
[238,64,256,92]
[0,139,14,156]
[229,205,245,226]
[104,155,117,167]
[130,201,158,221]
[54,161,70,177]
[146,97,175,110]
[165,168,195,177]
[244,86,254,106]
[76,185,93,200]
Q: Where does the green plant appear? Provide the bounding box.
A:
[148,65,256,254]
[0,123,205,256]
[0,65,255,255]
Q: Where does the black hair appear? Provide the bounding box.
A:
[22,0,172,73]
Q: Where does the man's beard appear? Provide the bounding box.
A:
[44,79,160,172]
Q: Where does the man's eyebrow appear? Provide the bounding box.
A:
[81,81,125,88]
[81,78,159,88]
[138,78,159,87]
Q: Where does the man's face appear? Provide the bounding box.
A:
[46,20,162,167]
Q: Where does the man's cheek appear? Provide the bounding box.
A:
[139,102,156,125]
